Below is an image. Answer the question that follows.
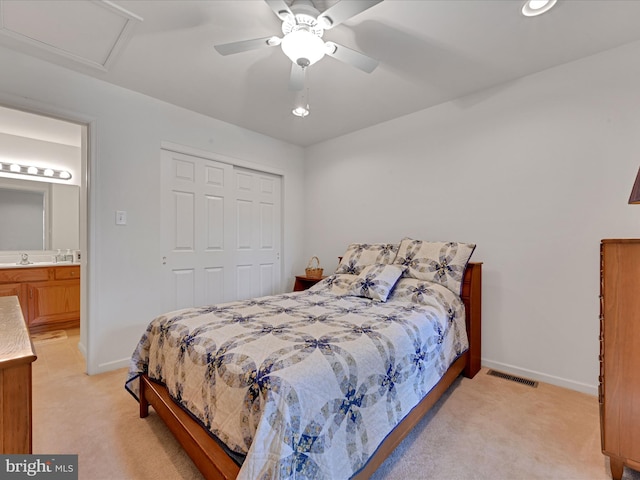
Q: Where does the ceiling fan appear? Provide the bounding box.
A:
[214,0,383,91]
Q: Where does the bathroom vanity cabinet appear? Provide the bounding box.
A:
[0,265,80,333]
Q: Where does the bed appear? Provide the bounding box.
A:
[126,239,482,479]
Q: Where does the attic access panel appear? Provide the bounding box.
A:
[0,0,141,71]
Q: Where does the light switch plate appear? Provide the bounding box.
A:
[116,210,127,225]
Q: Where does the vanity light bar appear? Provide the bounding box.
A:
[0,162,72,180]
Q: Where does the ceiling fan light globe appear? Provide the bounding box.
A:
[281,29,325,67]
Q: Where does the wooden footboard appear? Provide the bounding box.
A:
[351,353,468,479]
[353,261,482,478]
[140,374,240,479]
[138,262,482,479]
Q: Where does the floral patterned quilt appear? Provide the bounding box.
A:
[125,276,468,479]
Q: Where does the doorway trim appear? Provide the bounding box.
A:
[161,141,286,177]
[0,92,95,372]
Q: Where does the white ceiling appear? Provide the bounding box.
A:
[2,0,640,147]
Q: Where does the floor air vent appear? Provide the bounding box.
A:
[487,369,538,388]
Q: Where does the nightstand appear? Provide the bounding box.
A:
[293,275,326,292]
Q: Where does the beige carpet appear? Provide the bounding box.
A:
[32,329,640,480]
[31,329,68,345]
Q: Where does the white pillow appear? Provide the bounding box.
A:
[393,238,475,295]
[335,243,398,275]
[308,274,358,295]
[347,264,405,302]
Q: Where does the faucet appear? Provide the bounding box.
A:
[18,253,31,265]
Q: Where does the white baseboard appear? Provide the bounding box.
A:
[95,357,130,374]
[77,341,87,359]
[89,354,599,395]
[481,358,597,396]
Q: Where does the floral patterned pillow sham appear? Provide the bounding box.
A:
[347,264,406,302]
[308,274,358,295]
[387,277,463,313]
[335,243,398,275]
[392,238,476,295]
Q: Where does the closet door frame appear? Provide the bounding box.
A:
[160,142,284,311]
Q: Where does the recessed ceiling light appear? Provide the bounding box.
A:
[522,0,557,17]
[292,106,309,117]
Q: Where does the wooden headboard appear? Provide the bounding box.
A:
[461,262,482,378]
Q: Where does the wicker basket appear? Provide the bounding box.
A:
[305,256,323,278]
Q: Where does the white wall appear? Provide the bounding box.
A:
[0,45,306,374]
[304,40,640,395]
[3,35,640,393]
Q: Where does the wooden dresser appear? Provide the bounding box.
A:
[600,239,640,479]
[0,295,37,453]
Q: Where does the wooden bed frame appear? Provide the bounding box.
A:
[138,262,482,479]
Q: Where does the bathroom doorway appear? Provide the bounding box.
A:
[0,104,87,369]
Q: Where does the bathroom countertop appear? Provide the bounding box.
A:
[0,262,78,270]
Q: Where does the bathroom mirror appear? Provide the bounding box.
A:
[0,178,79,251]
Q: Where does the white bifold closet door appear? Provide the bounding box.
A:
[161,149,281,311]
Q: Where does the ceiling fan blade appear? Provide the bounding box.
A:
[325,42,378,73]
[214,36,279,56]
[264,0,294,21]
[317,0,383,29]
[289,64,306,91]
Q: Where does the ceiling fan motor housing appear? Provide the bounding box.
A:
[213,0,381,76]
[281,4,324,37]
[280,1,326,68]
